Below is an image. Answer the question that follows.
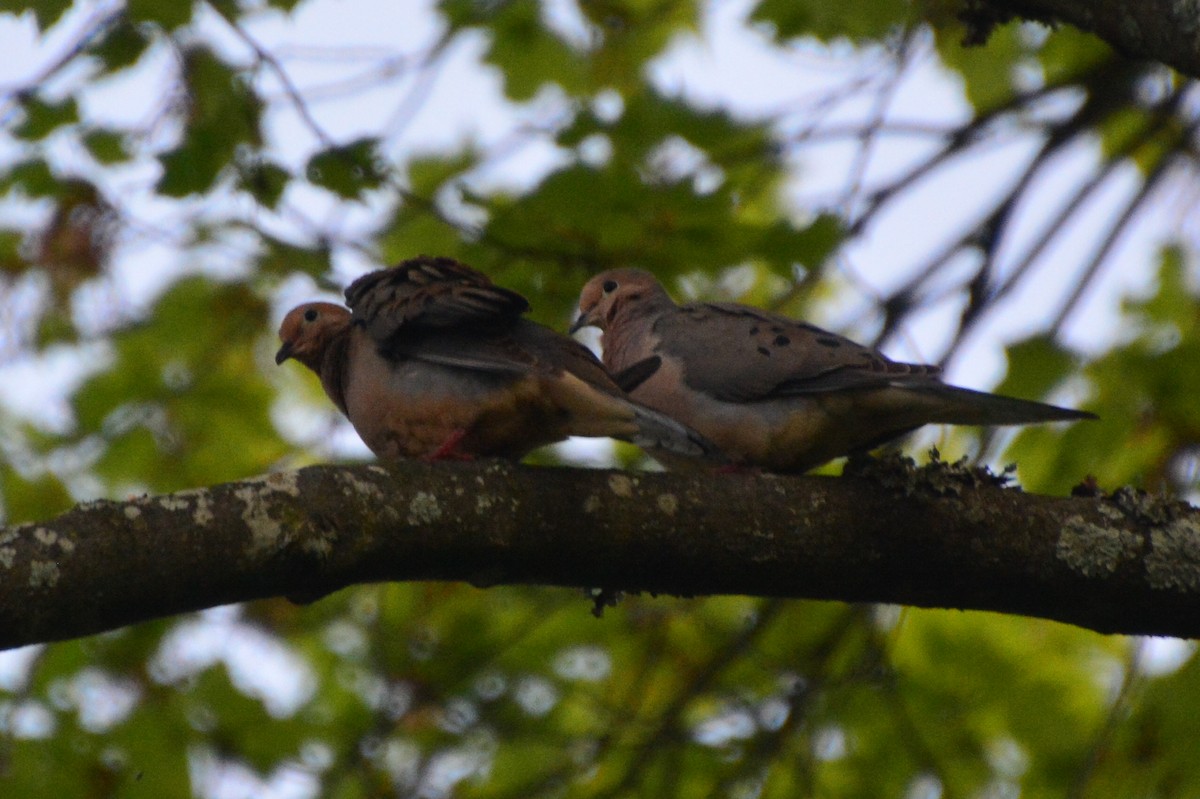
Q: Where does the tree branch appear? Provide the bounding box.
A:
[1,457,1198,650]
[965,0,1200,80]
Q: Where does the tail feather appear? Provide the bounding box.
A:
[539,372,725,462]
[920,385,1096,426]
[622,403,727,462]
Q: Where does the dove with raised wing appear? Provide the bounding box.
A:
[276,256,720,463]
[572,268,1094,473]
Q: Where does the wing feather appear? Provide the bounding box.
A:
[656,302,941,403]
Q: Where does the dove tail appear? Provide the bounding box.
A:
[920,385,1096,426]
[624,403,726,462]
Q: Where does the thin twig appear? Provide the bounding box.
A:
[0,3,126,124]
[210,1,336,150]
[1048,143,1185,335]
[1065,642,1145,799]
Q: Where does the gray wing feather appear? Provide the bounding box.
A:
[656,302,939,403]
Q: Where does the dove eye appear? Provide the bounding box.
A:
[303,308,319,322]
[602,280,618,294]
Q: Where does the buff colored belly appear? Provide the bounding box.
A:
[341,344,602,460]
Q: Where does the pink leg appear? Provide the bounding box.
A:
[424,429,474,462]
[716,462,761,475]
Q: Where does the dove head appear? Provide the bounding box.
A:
[571,268,673,334]
[276,302,352,371]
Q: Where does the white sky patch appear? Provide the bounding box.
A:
[417,732,498,799]
[150,606,316,719]
[551,436,617,468]
[438,695,480,733]
[813,724,848,761]
[1139,636,1196,677]
[553,644,612,682]
[693,704,757,746]
[0,342,110,432]
[1,698,56,738]
[514,674,559,717]
[473,669,508,701]
[757,695,790,731]
[190,745,322,799]
[224,623,317,718]
[0,643,42,691]
[59,666,142,732]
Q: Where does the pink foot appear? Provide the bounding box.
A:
[424,430,475,462]
[716,462,761,475]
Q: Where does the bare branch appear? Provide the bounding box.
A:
[965,0,1200,81]
[1,458,1198,650]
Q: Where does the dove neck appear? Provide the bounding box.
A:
[317,328,353,415]
[601,290,672,367]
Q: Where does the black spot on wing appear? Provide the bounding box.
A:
[774,335,790,346]
[817,337,842,348]
[757,346,771,356]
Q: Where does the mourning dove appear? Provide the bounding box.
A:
[276,256,719,463]
[572,268,1095,473]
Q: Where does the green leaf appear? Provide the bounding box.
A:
[1036,26,1112,85]
[237,158,291,209]
[13,95,78,140]
[88,18,149,73]
[36,309,80,349]
[0,228,26,275]
[0,0,72,31]
[750,0,909,43]
[1098,106,1189,176]
[993,335,1078,405]
[438,0,485,29]
[156,48,263,197]
[255,232,331,278]
[933,20,1024,113]
[305,138,387,200]
[186,666,313,771]
[1127,244,1193,327]
[376,151,479,264]
[482,161,840,296]
[759,213,843,276]
[0,464,73,523]
[74,277,288,490]
[82,128,130,164]
[0,159,59,198]
[126,0,194,29]
[405,150,479,196]
[157,146,220,198]
[566,89,773,164]
[580,0,699,87]
[1006,246,1200,491]
[3,737,91,799]
[1092,652,1200,796]
[891,611,1115,794]
[483,0,588,100]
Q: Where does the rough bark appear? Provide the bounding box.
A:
[965,0,1200,79]
[0,457,1198,650]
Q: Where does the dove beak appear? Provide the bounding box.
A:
[274,342,295,365]
[568,309,594,335]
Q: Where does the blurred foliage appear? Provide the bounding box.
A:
[1,0,1199,797]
